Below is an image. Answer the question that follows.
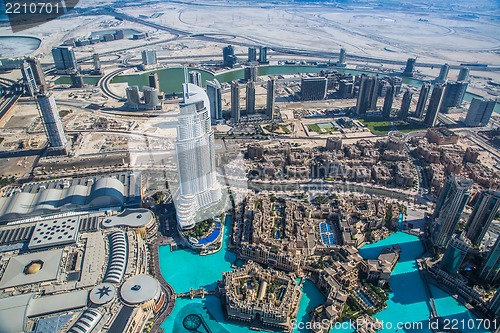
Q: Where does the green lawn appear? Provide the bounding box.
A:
[280,125,291,134]
[264,124,291,134]
[360,119,425,135]
[59,109,73,118]
[307,123,337,134]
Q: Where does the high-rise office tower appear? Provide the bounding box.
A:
[489,288,500,317]
[36,93,68,151]
[126,86,141,109]
[440,234,471,274]
[402,58,416,77]
[21,57,46,95]
[115,30,125,40]
[231,81,240,122]
[415,82,431,118]
[248,47,257,62]
[21,61,38,96]
[431,174,472,248]
[141,49,157,66]
[246,81,256,115]
[175,83,222,230]
[244,66,257,82]
[92,53,101,71]
[223,45,237,67]
[440,81,468,112]
[382,85,394,119]
[259,46,268,63]
[379,81,390,97]
[301,77,327,101]
[479,236,500,283]
[338,79,354,99]
[424,83,446,127]
[369,76,379,110]
[458,67,470,82]
[390,76,403,94]
[436,63,450,83]
[356,75,372,115]
[143,86,160,110]
[336,48,346,66]
[466,190,500,245]
[148,73,161,91]
[326,137,343,151]
[71,74,85,88]
[189,71,202,87]
[464,98,497,127]
[206,79,223,122]
[52,46,78,72]
[400,89,413,120]
[266,79,275,120]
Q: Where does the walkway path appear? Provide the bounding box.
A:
[150,235,177,333]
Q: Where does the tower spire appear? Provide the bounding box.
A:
[183,65,190,101]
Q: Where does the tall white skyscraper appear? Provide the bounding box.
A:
[175,83,222,230]
[36,93,68,152]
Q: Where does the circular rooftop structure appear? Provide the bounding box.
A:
[24,260,44,275]
[90,283,117,305]
[120,274,162,306]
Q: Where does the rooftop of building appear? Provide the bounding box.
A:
[102,208,154,229]
[120,274,162,305]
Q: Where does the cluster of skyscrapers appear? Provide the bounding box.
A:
[246,46,268,64]
[125,85,161,110]
[230,74,275,122]
[431,174,500,284]
[354,74,403,118]
[223,45,269,68]
[141,49,158,68]
[21,56,68,154]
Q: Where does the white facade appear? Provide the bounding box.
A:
[175,83,222,229]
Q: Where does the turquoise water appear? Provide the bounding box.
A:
[295,280,327,333]
[159,215,326,333]
[356,232,490,333]
[159,222,491,333]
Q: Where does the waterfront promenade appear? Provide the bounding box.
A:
[150,235,177,333]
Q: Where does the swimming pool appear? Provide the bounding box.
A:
[319,222,336,246]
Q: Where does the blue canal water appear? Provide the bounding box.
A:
[356,232,489,333]
[159,218,490,333]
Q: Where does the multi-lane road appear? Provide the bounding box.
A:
[87,7,500,73]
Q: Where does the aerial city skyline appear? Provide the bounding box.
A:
[0,0,499,332]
